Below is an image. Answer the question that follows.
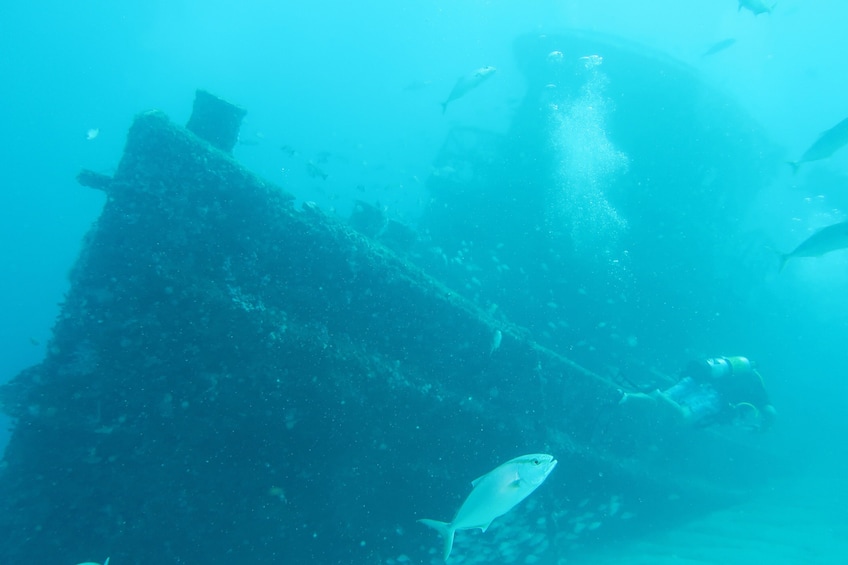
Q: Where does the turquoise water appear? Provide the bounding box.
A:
[1,1,847,563]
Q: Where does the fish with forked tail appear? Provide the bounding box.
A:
[418,453,557,561]
[441,66,497,114]
[779,220,848,271]
[738,0,776,15]
[789,116,848,174]
[702,38,736,57]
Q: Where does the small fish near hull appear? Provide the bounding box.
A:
[702,38,736,57]
[306,160,328,181]
[779,220,848,271]
[738,0,776,15]
[418,453,557,561]
[441,66,497,114]
[789,116,848,174]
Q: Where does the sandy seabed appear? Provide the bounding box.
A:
[579,470,847,565]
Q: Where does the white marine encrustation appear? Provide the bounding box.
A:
[418,453,557,561]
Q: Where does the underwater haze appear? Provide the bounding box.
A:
[1,1,847,563]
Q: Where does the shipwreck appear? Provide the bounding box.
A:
[0,32,783,565]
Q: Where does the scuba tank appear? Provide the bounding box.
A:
[704,356,752,379]
[727,355,753,375]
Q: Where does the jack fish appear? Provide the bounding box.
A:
[738,0,775,15]
[702,38,736,57]
[441,66,497,114]
[789,116,848,174]
[780,220,848,271]
[419,453,557,561]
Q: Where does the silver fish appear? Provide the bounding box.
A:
[419,453,557,561]
[306,160,328,181]
[789,116,848,174]
[780,220,848,271]
[440,66,497,114]
[738,0,775,15]
[76,559,110,565]
[702,38,736,57]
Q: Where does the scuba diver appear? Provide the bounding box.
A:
[620,356,776,432]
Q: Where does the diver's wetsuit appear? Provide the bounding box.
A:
[669,357,771,427]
